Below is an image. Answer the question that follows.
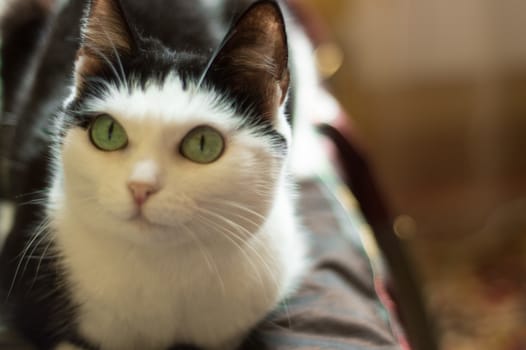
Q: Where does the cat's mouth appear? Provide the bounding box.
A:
[128,211,166,229]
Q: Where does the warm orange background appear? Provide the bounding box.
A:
[303,1,526,349]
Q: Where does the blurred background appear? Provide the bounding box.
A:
[300,0,526,349]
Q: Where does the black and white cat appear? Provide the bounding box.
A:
[0,0,318,349]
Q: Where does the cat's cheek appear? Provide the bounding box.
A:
[60,129,134,219]
[60,129,100,192]
[97,187,136,220]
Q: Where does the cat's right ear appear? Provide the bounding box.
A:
[203,1,290,121]
[74,0,136,88]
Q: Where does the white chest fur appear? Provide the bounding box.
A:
[53,191,306,350]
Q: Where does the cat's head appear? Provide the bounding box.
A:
[52,0,292,245]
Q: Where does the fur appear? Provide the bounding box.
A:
[0,0,317,349]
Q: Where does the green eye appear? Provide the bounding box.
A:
[180,126,225,164]
[89,114,128,151]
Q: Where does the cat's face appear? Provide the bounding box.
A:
[52,0,291,245]
[59,76,288,244]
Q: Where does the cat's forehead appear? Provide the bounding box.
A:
[82,73,239,129]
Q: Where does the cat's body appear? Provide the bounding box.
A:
[0,0,312,349]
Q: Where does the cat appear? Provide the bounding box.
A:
[0,0,312,349]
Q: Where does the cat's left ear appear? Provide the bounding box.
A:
[75,0,136,86]
[205,0,289,120]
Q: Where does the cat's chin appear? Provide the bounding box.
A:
[115,218,194,246]
[127,212,172,230]
[81,207,189,245]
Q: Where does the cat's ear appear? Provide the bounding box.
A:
[205,0,289,119]
[75,0,135,84]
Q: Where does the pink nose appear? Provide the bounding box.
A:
[127,181,159,206]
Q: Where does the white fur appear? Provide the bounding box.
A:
[286,18,336,179]
[49,75,306,350]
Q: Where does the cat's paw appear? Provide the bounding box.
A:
[54,342,83,350]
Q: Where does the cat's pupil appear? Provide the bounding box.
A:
[200,134,205,152]
[108,122,115,140]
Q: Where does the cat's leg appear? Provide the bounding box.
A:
[54,342,84,350]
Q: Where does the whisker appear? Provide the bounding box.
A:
[195,213,265,287]
[22,225,51,277]
[98,22,129,93]
[6,217,51,300]
[17,197,48,207]
[31,237,55,289]
[180,223,226,294]
[195,207,281,295]
[198,198,266,221]
[14,189,48,200]
[83,41,124,89]
[220,221,280,297]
